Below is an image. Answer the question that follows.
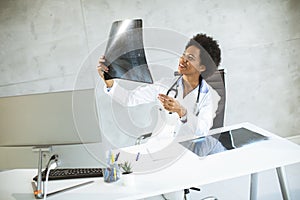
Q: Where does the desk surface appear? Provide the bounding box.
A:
[1,123,300,200]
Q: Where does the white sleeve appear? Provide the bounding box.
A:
[195,88,220,136]
[103,81,160,107]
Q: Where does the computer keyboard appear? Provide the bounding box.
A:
[33,168,103,181]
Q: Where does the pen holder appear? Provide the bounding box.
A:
[104,163,121,183]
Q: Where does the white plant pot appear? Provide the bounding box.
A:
[122,173,135,186]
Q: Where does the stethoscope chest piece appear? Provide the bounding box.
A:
[162,74,205,117]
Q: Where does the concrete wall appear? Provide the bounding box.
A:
[0,0,299,140]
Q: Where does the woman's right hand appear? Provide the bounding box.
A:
[97,55,114,88]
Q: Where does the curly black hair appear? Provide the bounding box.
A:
[185,33,221,78]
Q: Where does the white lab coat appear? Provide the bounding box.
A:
[104,76,220,138]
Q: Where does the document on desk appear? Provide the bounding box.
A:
[179,127,269,157]
[112,139,187,174]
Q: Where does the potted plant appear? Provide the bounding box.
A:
[120,161,133,174]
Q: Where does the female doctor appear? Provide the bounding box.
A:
[97,33,222,200]
[97,33,221,138]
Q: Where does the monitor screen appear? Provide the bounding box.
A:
[0,89,108,169]
[0,89,102,147]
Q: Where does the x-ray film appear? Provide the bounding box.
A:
[104,19,153,84]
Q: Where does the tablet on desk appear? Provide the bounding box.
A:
[179,127,269,157]
[229,128,269,148]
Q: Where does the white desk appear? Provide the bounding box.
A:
[1,123,300,200]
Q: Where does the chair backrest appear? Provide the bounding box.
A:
[206,69,234,150]
[205,69,226,129]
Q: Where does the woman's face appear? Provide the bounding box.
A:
[178,45,205,76]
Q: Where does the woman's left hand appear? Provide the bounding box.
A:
[158,94,186,117]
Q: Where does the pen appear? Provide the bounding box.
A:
[136,152,140,161]
[113,167,116,181]
[111,152,115,164]
[115,152,120,162]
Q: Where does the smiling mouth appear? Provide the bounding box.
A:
[178,63,187,70]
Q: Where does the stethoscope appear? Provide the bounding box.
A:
[166,74,205,116]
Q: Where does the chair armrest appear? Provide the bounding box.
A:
[135,133,152,145]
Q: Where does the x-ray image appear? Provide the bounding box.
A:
[104,19,153,84]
